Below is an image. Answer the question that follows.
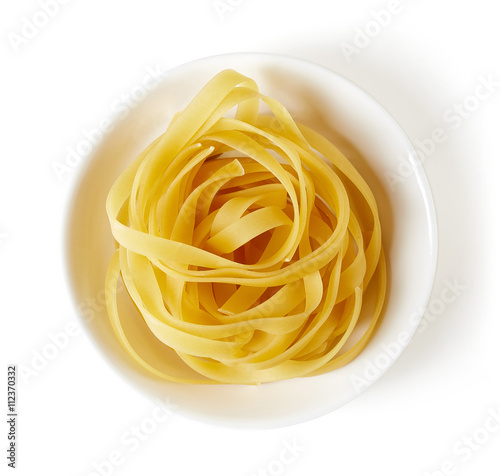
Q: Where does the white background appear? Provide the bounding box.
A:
[1,1,499,475]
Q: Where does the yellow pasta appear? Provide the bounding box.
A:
[105,69,386,385]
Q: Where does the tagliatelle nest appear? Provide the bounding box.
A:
[105,69,386,385]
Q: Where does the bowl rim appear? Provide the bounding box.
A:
[63,51,438,429]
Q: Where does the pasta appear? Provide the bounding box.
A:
[105,69,387,385]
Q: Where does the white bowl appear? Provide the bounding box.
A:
[65,53,437,428]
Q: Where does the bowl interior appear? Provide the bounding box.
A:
[66,53,437,429]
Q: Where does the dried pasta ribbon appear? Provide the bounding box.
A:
[105,69,387,385]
